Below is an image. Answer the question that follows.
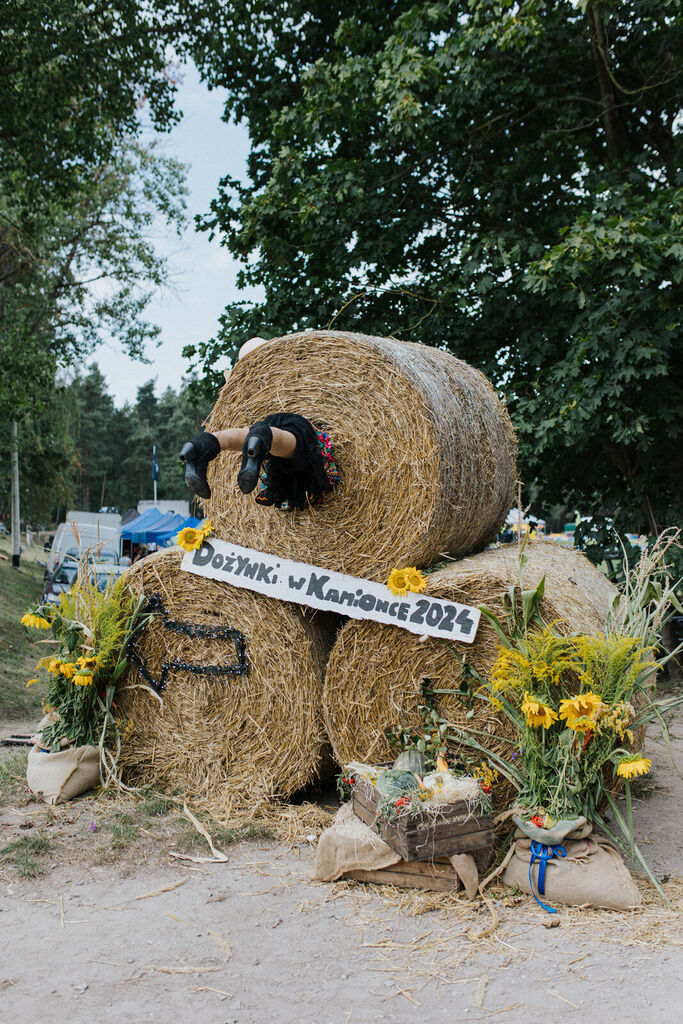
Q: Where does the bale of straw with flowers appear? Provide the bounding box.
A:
[323,543,617,811]
[203,330,517,582]
[115,548,338,813]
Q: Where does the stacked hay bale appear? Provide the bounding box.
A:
[117,549,337,811]
[117,331,522,813]
[323,543,617,808]
[204,330,517,580]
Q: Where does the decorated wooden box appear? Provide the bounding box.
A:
[352,777,493,863]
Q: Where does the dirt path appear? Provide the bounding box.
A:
[1,711,682,1024]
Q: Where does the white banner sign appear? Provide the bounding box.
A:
[181,539,480,643]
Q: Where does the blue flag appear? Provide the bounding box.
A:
[152,445,159,482]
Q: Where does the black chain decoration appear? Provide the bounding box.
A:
[127,595,249,694]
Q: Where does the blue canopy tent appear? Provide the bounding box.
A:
[145,513,190,547]
[154,516,202,548]
[120,507,164,544]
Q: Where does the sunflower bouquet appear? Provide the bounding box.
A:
[21,571,152,784]
[442,532,682,895]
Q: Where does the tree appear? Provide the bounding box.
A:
[187,0,682,534]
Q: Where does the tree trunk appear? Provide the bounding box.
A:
[10,419,21,568]
[586,3,623,164]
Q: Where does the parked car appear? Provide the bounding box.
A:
[88,562,127,593]
[43,563,79,604]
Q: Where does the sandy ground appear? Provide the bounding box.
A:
[1,714,682,1024]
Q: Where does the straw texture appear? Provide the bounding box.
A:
[204,331,517,581]
[116,549,336,809]
[323,544,618,785]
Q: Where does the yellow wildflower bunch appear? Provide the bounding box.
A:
[489,627,576,705]
[176,519,213,553]
[386,566,428,598]
[596,701,635,744]
[571,634,655,704]
[473,761,499,789]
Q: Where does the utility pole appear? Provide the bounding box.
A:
[10,419,21,568]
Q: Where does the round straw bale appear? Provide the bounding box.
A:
[116,548,335,810]
[204,330,517,581]
[323,543,617,806]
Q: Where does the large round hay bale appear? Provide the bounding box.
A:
[204,330,517,581]
[323,544,617,782]
[116,549,336,810]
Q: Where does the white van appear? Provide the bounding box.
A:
[47,511,121,576]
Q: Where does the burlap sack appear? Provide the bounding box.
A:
[313,803,480,897]
[27,744,100,805]
[498,823,641,911]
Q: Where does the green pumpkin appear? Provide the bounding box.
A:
[392,749,426,775]
[375,770,420,799]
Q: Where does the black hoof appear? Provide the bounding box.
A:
[237,435,267,494]
[179,434,220,500]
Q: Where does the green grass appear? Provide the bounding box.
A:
[0,832,52,877]
[0,538,47,718]
[0,750,30,806]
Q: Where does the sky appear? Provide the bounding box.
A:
[93,63,259,406]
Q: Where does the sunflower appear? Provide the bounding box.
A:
[566,715,594,733]
[386,568,409,597]
[558,691,602,728]
[47,657,63,675]
[20,613,51,630]
[176,519,213,553]
[521,692,558,729]
[616,754,652,779]
[76,654,100,671]
[73,671,94,687]
[60,662,77,679]
[404,567,428,593]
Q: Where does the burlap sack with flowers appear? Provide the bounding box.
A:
[27,744,100,805]
[496,821,641,911]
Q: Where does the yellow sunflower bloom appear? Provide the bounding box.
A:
[387,568,409,597]
[20,613,51,630]
[558,691,603,728]
[73,672,94,687]
[47,658,63,675]
[403,567,428,593]
[521,692,558,729]
[616,754,651,779]
[176,526,206,552]
[60,662,77,679]
[566,715,594,733]
[76,654,100,671]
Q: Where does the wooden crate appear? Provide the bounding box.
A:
[352,778,493,862]
[343,857,459,892]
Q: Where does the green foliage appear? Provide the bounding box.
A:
[0,546,45,716]
[26,573,152,754]
[188,0,682,534]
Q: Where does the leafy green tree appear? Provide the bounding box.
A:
[187,0,681,534]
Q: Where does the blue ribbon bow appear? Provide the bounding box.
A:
[528,841,567,913]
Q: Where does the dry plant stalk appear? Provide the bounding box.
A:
[323,542,617,812]
[204,330,517,581]
[116,549,337,810]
